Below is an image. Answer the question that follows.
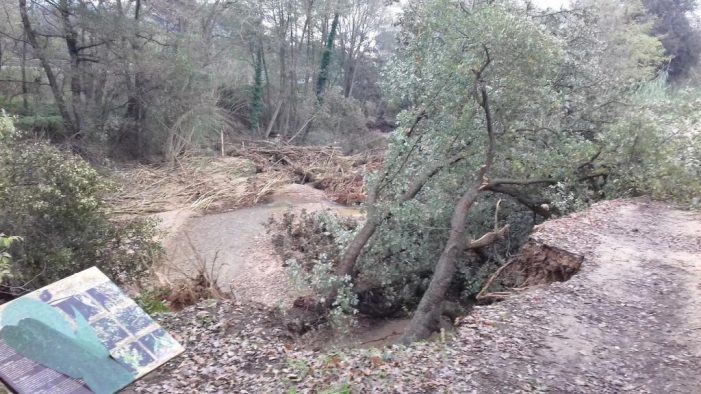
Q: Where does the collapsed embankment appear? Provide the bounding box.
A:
[125,199,701,393]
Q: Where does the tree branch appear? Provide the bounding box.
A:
[467,225,509,249]
[0,78,49,85]
[484,178,558,188]
[400,153,466,201]
[481,184,552,218]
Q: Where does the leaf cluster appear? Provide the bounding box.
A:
[0,141,162,292]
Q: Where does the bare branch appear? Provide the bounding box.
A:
[481,184,552,218]
[483,178,558,188]
[467,225,510,249]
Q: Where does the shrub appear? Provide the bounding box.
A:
[267,209,357,271]
[266,200,534,319]
[13,116,66,140]
[601,80,701,208]
[135,288,172,315]
[267,209,359,325]
[304,89,380,153]
[0,141,161,293]
[0,234,21,283]
[0,109,15,140]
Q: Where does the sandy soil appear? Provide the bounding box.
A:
[156,184,361,308]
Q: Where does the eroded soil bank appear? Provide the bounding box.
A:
[126,199,701,393]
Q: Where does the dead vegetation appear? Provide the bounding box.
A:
[477,239,584,302]
[226,143,383,205]
[106,156,289,215]
[157,234,230,310]
[107,143,382,216]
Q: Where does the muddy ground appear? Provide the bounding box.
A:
[155,183,362,308]
[125,199,701,393]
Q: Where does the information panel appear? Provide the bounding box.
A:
[0,267,184,394]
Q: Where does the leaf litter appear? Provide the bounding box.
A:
[123,199,701,393]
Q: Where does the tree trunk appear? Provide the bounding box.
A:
[337,151,465,279]
[19,0,76,134]
[123,0,146,158]
[21,33,28,113]
[401,50,495,343]
[399,172,485,343]
[59,0,83,138]
[316,13,339,102]
[336,206,379,277]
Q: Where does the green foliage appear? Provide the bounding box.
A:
[601,78,701,207]
[0,110,15,140]
[267,209,359,325]
[0,141,162,290]
[268,209,357,270]
[587,0,667,83]
[308,0,675,319]
[13,116,65,138]
[351,1,575,309]
[325,383,352,394]
[316,13,340,102]
[249,51,264,131]
[305,88,377,152]
[641,0,701,80]
[135,288,172,315]
[136,46,231,162]
[0,234,22,282]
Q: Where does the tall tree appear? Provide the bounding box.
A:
[18,0,76,135]
[316,13,339,101]
[642,0,701,80]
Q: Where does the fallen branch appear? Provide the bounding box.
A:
[466,224,510,249]
[483,178,558,187]
[475,258,519,302]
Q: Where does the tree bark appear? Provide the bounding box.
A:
[400,169,487,343]
[336,205,379,278]
[21,32,28,113]
[122,0,146,158]
[401,48,495,343]
[481,183,552,218]
[19,0,76,134]
[336,153,466,279]
[59,0,83,137]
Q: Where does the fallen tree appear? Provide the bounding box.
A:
[402,48,496,343]
[268,0,677,342]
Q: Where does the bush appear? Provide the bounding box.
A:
[601,80,701,208]
[0,141,161,292]
[267,209,357,271]
[267,209,360,324]
[0,234,21,283]
[135,288,172,315]
[304,89,383,153]
[0,109,15,140]
[13,116,66,140]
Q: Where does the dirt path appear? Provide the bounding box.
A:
[529,201,701,393]
[286,199,701,393]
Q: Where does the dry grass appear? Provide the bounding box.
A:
[106,155,293,216]
[226,143,383,205]
[107,143,383,216]
[158,233,230,310]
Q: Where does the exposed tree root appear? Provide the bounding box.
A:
[477,240,583,303]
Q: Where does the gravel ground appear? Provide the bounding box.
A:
[124,199,701,393]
